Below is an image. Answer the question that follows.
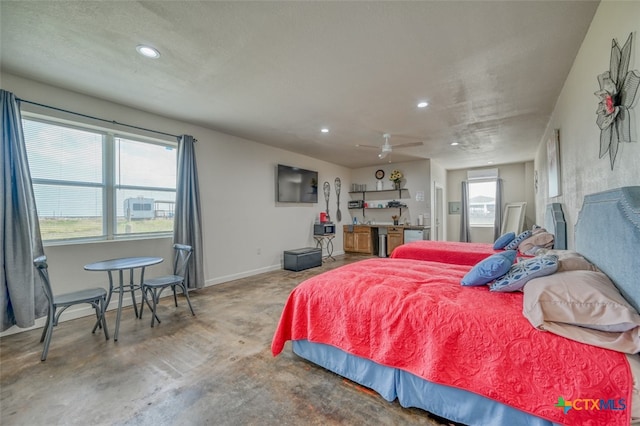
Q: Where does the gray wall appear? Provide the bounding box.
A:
[533,2,640,248]
[1,73,352,335]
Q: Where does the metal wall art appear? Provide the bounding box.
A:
[594,33,640,170]
[323,181,331,222]
[334,177,342,222]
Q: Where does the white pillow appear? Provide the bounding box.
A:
[543,250,599,272]
[523,270,640,354]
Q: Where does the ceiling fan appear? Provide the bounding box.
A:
[357,133,423,159]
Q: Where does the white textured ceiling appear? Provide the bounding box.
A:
[0,1,598,169]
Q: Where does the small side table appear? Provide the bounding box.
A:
[313,233,335,261]
[84,256,163,341]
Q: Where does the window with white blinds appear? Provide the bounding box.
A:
[23,117,177,242]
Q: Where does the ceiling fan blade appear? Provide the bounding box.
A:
[392,141,423,149]
[355,144,380,149]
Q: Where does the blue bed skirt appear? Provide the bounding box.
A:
[292,340,558,426]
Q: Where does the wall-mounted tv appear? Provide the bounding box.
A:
[277,164,318,203]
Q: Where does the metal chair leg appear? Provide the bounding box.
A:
[150,289,161,327]
[41,315,54,361]
[181,285,196,316]
[40,309,52,343]
[91,315,103,334]
[139,286,147,319]
[99,298,109,340]
[173,285,178,307]
[92,303,101,334]
[141,287,162,326]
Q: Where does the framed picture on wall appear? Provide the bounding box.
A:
[448,201,461,214]
[547,129,561,197]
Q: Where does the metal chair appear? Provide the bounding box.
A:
[139,244,195,327]
[34,255,109,361]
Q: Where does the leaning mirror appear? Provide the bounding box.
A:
[501,202,527,235]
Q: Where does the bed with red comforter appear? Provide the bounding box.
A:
[273,257,632,426]
[390,240,499,265]
[273,187,640,426]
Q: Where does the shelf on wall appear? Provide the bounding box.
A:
[349,188,408,218]
[348,207,405,210]
[348,188,406,194]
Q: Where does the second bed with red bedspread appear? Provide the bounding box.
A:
[390,240,499,265]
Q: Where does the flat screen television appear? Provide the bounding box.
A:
[277,164,318,203]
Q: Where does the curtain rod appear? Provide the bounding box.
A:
[17,98,183,140]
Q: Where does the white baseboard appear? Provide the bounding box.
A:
[0,295,140,337]
[1,252,346,338]
[204,263,283,286]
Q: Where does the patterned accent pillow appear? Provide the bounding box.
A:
[493,232,515,249]
[461,250,517,286]
[504,230,532,250]
[489,254,558,292]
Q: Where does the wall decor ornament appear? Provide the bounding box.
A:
[547,129,561,198]
[594,33,640,170]
[323,181,331,222]
[389,169,403,190]
[334,177,342,222]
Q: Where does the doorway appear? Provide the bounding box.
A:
[434,184,444,241]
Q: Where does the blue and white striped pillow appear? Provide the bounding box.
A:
[504,230,532,250]
[493,232,516,249]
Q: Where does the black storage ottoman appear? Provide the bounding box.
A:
[283,247,322,271]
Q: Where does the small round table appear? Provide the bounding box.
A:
[84,256,163,341]
[313,234,335,261]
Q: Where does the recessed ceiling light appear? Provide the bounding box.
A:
[488,161,494,164]
[417,101,429,108]
[321,128,329,133]
[136,45,160,59]
[450,142,459,146]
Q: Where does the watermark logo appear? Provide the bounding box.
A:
[555,396,572,414]
[555,396,626,414]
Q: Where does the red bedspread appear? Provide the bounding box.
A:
[272,258,631,426]
[390,240,498,265]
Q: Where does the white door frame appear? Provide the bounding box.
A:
[434,183,444,241]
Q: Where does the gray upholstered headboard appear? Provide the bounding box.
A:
[545,203,567,250]
[575,186,640,312]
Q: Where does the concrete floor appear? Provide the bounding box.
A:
[0,254,452,426]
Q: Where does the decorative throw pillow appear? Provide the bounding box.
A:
[489,254,558,292]
[544,250,599,272]
[518,232,555,255]
[531,226,547,235]
[461,250,517,286]
[493,232,515,249]
[524,270,640,333]
[504,230,532,250]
